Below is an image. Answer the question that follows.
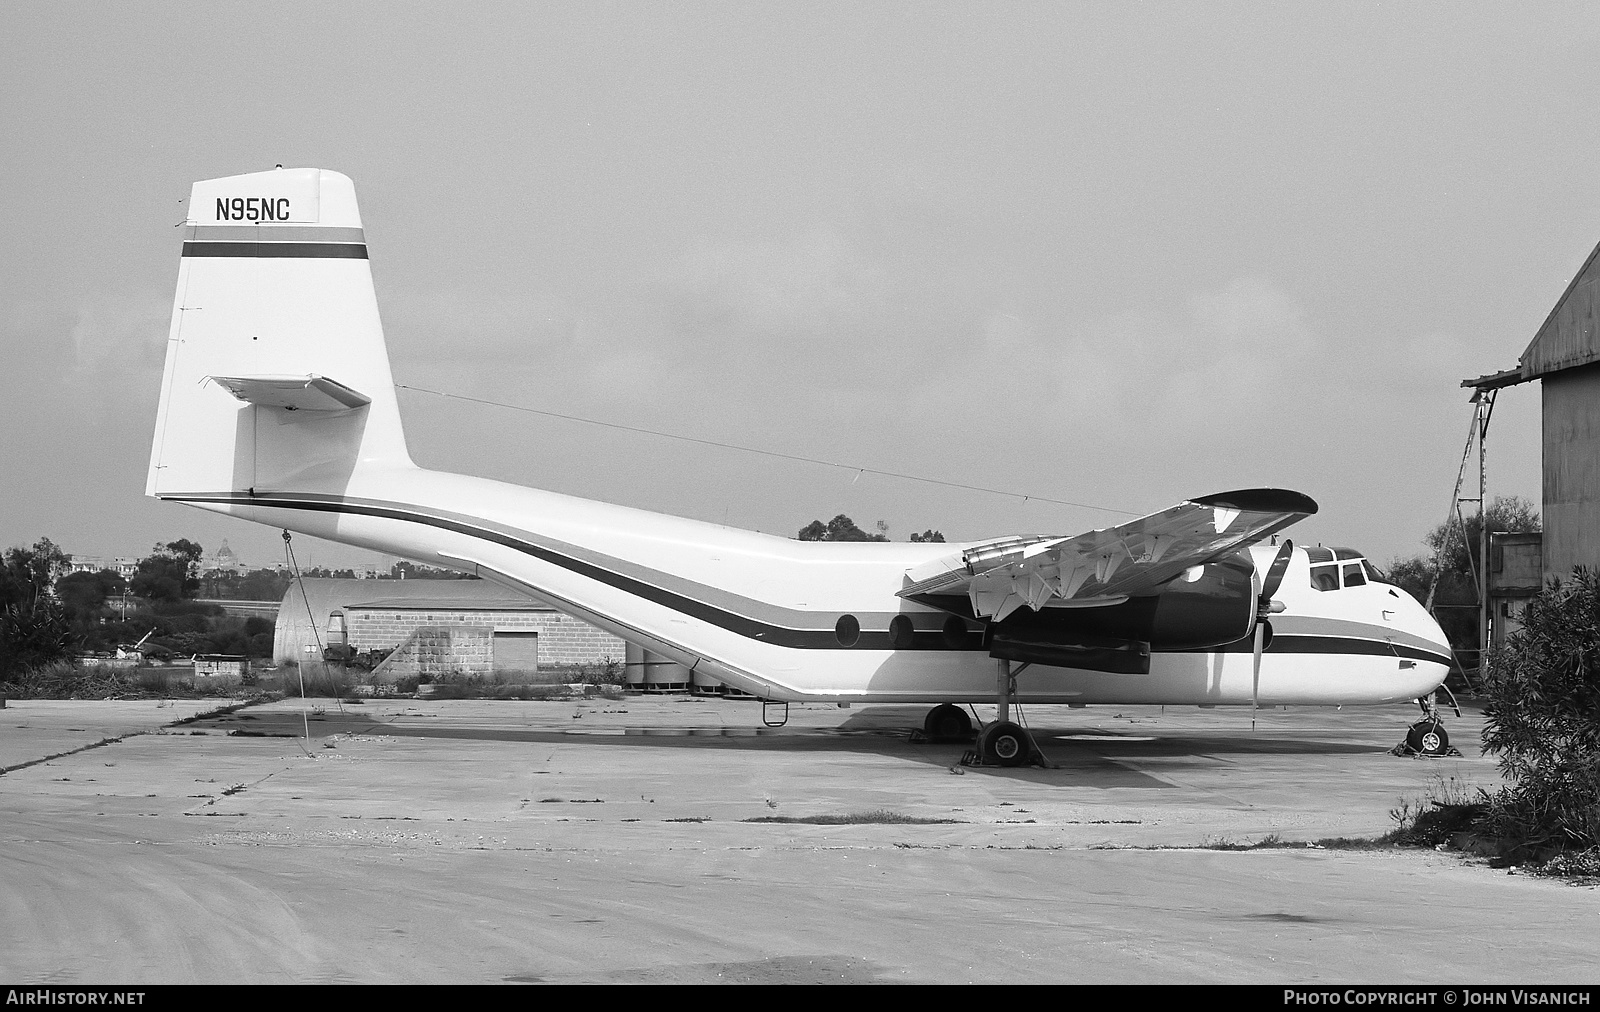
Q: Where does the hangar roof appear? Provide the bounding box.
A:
[344,597,546,611]
[275,577,550,615]
[1466,237,1600,390]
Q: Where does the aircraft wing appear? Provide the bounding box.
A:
[897,488,1317,622]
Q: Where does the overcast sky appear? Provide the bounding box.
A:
[2,2,1593,571]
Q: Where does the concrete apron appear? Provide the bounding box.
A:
[1,695,1592,984]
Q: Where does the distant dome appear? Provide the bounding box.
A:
[205,540,245,573]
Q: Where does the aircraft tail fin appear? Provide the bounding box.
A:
[146,168,413,500]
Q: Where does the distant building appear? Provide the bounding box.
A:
[1487,532,1543,649]
[194,654,250,681]
[201,540,246,576]
[272,578,625,680]
[64,556,139,580]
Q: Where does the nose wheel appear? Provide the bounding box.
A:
[1392,695,1459,757]
[1401,717,1452,757]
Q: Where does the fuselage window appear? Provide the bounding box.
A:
[835,614,861,647]
[1310,564,1339,591]
[889,614,915,649]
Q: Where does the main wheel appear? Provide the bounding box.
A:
[923,703,973,741]
[1405,720,1450,757]
[977,721,1032,767]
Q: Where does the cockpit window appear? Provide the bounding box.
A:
[1310,563,1340,591]
[1308,548,1378,591]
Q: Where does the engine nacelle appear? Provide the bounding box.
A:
[987,553,1257,669]
[1144,552,1258,649]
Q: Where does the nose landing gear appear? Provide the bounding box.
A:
[1392,694,1461,758]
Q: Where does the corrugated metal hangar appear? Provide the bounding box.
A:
[1468,237,1600,588]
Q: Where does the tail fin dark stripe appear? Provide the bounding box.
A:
[181,241,368,259]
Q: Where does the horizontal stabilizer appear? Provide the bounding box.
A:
[208,374,371,411]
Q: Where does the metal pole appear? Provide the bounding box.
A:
[996,658,1010,724]
[1477,393,1491,669]
[1427,407,1482,611]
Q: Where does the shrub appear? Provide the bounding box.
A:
[0,599,76,678]
[1386,775,1488,848]
[4,660,136,699]
[539,657,625,686]
[1481,568,1600,861]
[256,664,354,698]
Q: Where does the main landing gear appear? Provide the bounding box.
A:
[974,719,1036,768]
[916,659,1049,768]
[921,703,973,741]
[918,705,1038,767]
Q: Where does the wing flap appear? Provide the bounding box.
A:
[899,488,1316,620]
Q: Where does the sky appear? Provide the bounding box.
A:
[2,2,1594,572]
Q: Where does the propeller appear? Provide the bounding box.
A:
[1252,539,1294,729]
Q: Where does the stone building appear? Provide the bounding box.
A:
[273,578,625,679]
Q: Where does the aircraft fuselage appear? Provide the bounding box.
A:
[169,465,1450,707]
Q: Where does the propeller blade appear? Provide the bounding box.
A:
[1251,540,1291,730]
[1259,539,1295,612]
[1251,620,1265,730]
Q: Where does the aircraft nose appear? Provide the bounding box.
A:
[1391,588,1453,657]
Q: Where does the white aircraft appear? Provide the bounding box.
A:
[147,168,1454,766]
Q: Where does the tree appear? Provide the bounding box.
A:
[0,538,68,608]
[910,530,946,543]
[0,538,74,678]
[131,540,204,601]
[163,539,204,574]
[1382,555,1432,603]
[1387,495,1541,657]
[56,569,125,627]
[795,515,889,542]
[389,560,476,579]
[1480,568,1600,860]
[1424,494,1540,595]
[199,567,291,602]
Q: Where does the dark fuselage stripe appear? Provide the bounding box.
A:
[181,242,369,259]
[178,493,877,649]
[169,493,1452,664]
